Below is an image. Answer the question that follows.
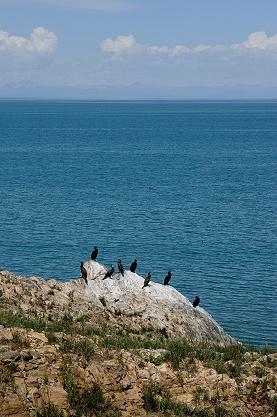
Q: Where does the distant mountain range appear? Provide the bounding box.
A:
[1,81,277,99]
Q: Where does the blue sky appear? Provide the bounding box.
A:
[1,0,277,98]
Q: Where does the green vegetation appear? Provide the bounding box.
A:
[1,275,276,417]
[254,366,268,378]
[261,344,276,355]
[268,396,277,417]
[193,387,209,403]
[47,331,59,344]
[0,306,276,381]
[0,361,19,394]
[76,314,91,323]
[0,365,14,384]
[0,309,109,338]
[1,307,275,378]
[0,310,70,333]
[99,296,107,307]
[11,330,30,348]
[60,337,95,361]
[260,356,277,369]
[164,340,246,379]
[61,361,121,417]
[36,404,65,417]
[142,380,210,416]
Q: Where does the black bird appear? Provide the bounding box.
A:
[130,259,137,273]
[102,265,115,280]
[118,259,124,276]
[91,246,98,261]
[192,296,200,308]
[163,271,172,285]
[142,272,151,288]
[80,262,88,285]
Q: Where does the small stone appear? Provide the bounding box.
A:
[22,351,33,362]
[0,348,20,363]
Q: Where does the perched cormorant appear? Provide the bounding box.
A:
[117,259,124,276]
[130,259,137,273]
[142,272,151,288]
[80,262,88,285]
[102,265,115,280]
[163,271,172,285]
[192,296,200,308]
[91,246,98,261]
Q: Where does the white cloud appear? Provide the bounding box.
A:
[231,32,277,52]
[101,34,223,58]
[148,46,171,55]
[101,31,277,59]
[0,27,57,70]
[171,45,190,56]
[100,35,143,55]
[0,27,57,54]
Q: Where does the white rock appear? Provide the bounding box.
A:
[72,260,236,345]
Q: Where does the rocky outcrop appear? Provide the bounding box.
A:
[0,326,276,417]
[81,260,235,344]
[0,260,234,345]
[0,267,276,417]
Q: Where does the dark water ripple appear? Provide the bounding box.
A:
[0,100,276,347]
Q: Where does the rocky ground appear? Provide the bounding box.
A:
[0,265,276,417]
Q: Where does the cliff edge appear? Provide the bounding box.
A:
[0,265,276,417]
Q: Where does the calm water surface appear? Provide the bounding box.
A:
[0,100,276,347]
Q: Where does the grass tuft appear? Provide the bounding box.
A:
[36,404,65,417]
[60,338,95,361]
[61,361,121,417]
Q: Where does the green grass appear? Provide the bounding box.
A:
[260,356,277,369]
[142,380,211,416]
[0,310,71,333]
[60,338,95,361]
[1,307,275,382]
[142,380,164,412]
[254,366,268,378]
[0,366,13,384]
[0,309,111,338]
[100,334,165,350]
[61,361,121,417]
[260,344,276,355]
[192,387,209,403]
[164,340,246,379]
[36,404,65,417]
[11,330,30,348]
[268,396,277,417]
[47,331,59,344]
[76,314,91,323]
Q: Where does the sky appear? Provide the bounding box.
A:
[1,0,277,98]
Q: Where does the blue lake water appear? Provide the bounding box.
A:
[0,100,276,347]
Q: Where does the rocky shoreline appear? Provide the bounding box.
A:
[0,264,276,417]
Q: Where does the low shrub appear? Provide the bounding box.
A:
[36,404,64,417]
[61,362,121,417]
[60,338,94,361]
